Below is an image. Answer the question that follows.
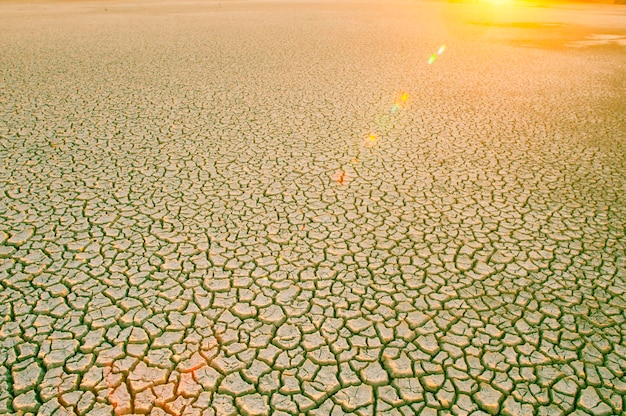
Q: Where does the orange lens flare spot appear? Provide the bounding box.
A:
[332,170,349,185]
[365,133,378,148]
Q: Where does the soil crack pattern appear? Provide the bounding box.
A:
[1,0,625,415]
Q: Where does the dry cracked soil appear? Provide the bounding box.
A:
[0,0,625,415]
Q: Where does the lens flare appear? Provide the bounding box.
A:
[392,91,410,113]
[365,133,378,148]
[428,54,438,65]
[333,170,349,185]
[437,45,446,55]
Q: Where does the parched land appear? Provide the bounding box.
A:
[0,0,625,415]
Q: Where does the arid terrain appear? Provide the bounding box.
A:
[1,0,625,414]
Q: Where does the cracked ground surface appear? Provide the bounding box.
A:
[1,0,626,415]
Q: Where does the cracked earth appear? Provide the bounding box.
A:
[1,0,625,415]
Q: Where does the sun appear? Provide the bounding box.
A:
[480,0,513,4]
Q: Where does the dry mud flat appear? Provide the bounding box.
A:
[0,0,625,415]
